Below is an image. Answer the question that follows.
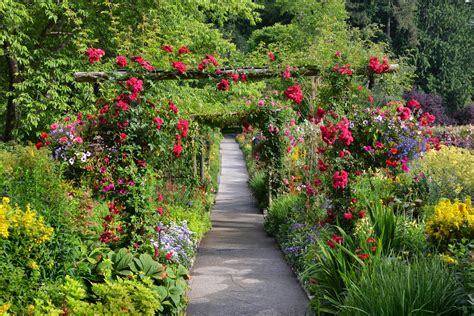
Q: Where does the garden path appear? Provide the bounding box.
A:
[187,135,309,316]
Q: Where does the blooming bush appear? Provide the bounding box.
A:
[426,198,473,243]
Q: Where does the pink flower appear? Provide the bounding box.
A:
[368,95,374,103]
[336,118,353,146]
[165,252,173,260]
[283,66,291,79]
[176,119,189,138]
[169,101,179,113]
[73,137,83,144]
[397,106,411,121]
[375,141,385,149]
[369,56,390,74]
[284,83,303,104]
[86,48,105,63]
[335,51,342,57]
[161,45,173,53]
[357,85,363,91]
[231,73,239,82]
[116,56,128,67]
[318,159,328,172]
[205,54,219,66]
[153,117,163,129]
[156,207,163,216]
[267,52,275,62]
[173,142,183,158]
[332,170,349,189]
[217,79,229,91]
[178,46,190,54]
[258,100,265,107]
[172,61,187,74]
[50,123,59,130]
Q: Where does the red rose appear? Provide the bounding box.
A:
[173,142,183,158]
[369,56,389,74]
[116,56,128,67]
[86,48,105,63]
[240,74,247,81]
[161,45,173,53]
[40,132,49,139]
[169,102,179,113]
[343,212,353,221]
[368,95,374,103]
[217,79,229,91]
[284,83,303,104]
[197,63,205,71]
[357,210,365,218]
[335,51,342,57]
[205,54,219,66]
[231,73,239,82]
[332,170,349,189]
[153,117,163,129]
[320,124,337,145]
[172,61,187,74]
[318,159,328,172]
[178,46,190,54]
[176,119,189,138]
[267,52,275,62]
[406,99,421,109]
[336,118,353,146]
[35,142,44,150]
[283,66,291,79]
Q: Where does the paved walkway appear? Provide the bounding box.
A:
[187,136,309,316]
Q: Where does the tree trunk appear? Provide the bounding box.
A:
[3,42,21,141]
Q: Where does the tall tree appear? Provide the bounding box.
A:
[415,0,473,112]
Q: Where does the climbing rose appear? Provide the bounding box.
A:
[86,48,105,63]
[173,142,183,158]
[205,54,219,66]
[172,61,187,74]
[240,74,247,81]
[161,45,173,53]
[320,124,337,145]
[169,101,179,114]
[336,118,353,146]
[284,83,303,104]
[116,56,128,67]
[176,119,189,138]
[153,117,163,129]
[217,79,229,91]
[369,56,390,74]
[283,66,291,79]
[406,99,421,109]
[178,46,190,54]
[197,63,205,71]
[231,73,239,82]
[267,52,275,62]
[397,106,411,121]
[332,170,349,189]
[318,159,328,172]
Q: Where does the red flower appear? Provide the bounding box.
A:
[283,66,291,79]
[369,56,390,74]
[169,101,179,113]
[197,63,205,71]
[351,198,357,204]
[397,106,411,121]
[173,142,183,158]
[176,119,189,138]
[368,95,374,103]
[137,160,147,167]
[357,85,363,91]
[419,112,436,126]
[119,133,127,142]
[178,46,190,54]
[205,54,219,66]
[217,79,229,91]
[161,45,173,53]
[126,77,143,99]
[385,159,398,167]
[240,74,247,81]
[154,245,160,257]
[116,56,128,67]
[371,246,377,253]
[172,61,187,74]
[336,118,353,146]
[327,239,335,248]
[358,211,366,218]
[390,148,398,155]
[375,141,385,149]
[40,132,49,139]
[231,73,239,82]
[86,48,105,63]
[343,212,353,221]
[318,159,328,172]
[366,237,376,243]
[153,117,163,129]
[156,207,163,216]
[35,142,44,150]
[332,170,349,189]
[284,83,303,104]
[357,253,369,260]
[320,124,337,145]
[406,99,421,109]
[267,52,275,62]
[335,51,342,57]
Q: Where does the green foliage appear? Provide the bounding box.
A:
[249,170,268,208]
[341,256,464,315]
[265,194,303,235]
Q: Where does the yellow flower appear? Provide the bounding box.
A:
[28,261,39,270]
[27,304,35,314]
[0,303,11,314]
[426,198,473,242]
[291,147,299,161]
[440,254,458,265]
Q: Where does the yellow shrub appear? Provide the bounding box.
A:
[0,197,54,245]
[415,145,473,199]
[426,198,473,242]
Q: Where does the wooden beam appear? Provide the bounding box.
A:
[74,64,399,83]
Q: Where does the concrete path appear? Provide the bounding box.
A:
[187,136,309,316]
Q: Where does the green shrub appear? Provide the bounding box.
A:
[341,256,464,315]
[249,170,267,208]
[265,194,303,235]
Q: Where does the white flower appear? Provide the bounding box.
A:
[69,158,75,165]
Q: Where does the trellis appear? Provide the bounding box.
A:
[74,64,399,206]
